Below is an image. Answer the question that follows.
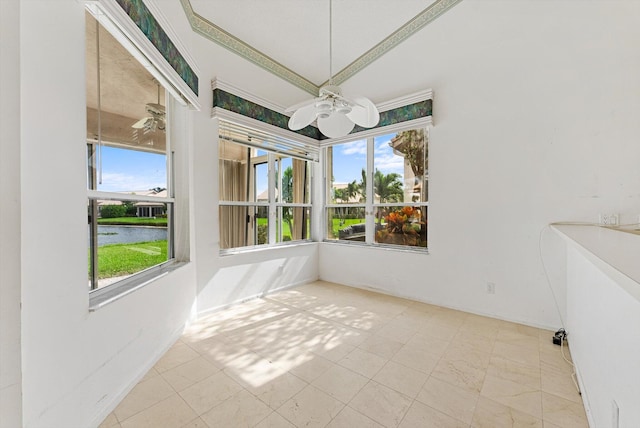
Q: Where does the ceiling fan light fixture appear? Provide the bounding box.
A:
[285,0,380,138]
[316,99,332,119]
[334,101,352,115]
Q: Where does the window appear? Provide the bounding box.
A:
[218,123,314,251]
[86,11,176,292]
[325,127,428,249]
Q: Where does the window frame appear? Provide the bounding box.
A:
[323,125,429,251]
[85,3,192,309]
[219,146,314,253]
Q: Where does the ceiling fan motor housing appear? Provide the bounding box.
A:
[316,99,333,119]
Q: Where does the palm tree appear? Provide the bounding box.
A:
[281,166,294,236]
[358,168,367,202]
[374,169,403,203]
[345,180,359,202]
[373,169,403,224]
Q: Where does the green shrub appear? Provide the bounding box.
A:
[100,205,126,218]
[257,224,267,245]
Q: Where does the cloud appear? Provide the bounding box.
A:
[341,140,367,155]
[374,153,405,174]
[375,137,392,150]
[98,171,166,192]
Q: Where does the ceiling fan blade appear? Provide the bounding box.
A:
[285,98,318,113]
[288,103,318,130]
[131,117,150,129]
[317,112,355,138]
[346,97,380,128]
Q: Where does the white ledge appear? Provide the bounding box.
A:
[552,224,640,302]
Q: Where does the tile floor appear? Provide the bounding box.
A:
[99,281,588,428]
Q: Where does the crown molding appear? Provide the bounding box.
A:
[376,89,433,113]
[180,0,462,92]
[211,78,287,114]
[180,0,318,96]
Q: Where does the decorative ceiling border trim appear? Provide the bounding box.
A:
[114,0,199,95]
[180,0,318,96]
[212,88,322,140]
[329,0,463,86]
[180,0,462,93]
[212,86,432,143]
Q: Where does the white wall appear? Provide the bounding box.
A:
[0,1,23,427]
[565,245,640,428]
[321,0,640,329]
[18,2,197,426]
[190,113,319,315]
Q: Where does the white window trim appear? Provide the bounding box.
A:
[323,126,429,252]
[219,150,314,254]
[85,2,191,307]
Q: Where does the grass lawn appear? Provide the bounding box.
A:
[256,217,364,238]
[331,218,365,236]
[98,217,167,226]
[92,240,167,279]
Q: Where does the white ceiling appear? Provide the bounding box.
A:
[189,0,436,87]
[180,0,462,108]
[85,0,462,140]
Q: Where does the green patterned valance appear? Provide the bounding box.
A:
[213,89,322,140]
[213,89,432,141]
[353,99,433,134]
[115,0,198,96]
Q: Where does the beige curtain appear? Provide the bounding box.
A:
[219,147,248,248]
[292,159,306,240]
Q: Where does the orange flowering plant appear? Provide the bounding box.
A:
[375,206,425,246]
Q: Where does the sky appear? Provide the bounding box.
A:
[253,132,404,196]
[94,146,167,192]
[94,132,404,196]
[333,132,404,184]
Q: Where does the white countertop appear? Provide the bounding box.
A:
[552,224,640,301]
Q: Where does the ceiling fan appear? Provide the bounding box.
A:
[132,81,166,135]
[286,0,380,138]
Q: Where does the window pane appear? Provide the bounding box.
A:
[374,129,427,203]
[326,207,366,241]
[278,207,311,242]
[86,11,175,292]
[374,205,427,248]
[278,157,310,204]
[219,205,268,249]
[327,140,367,203]
[88,199,170,289]
[88,145,167,193]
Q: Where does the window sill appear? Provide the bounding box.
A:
[219,240,316,256]
[88,260,188,311]
[322,239,429,254]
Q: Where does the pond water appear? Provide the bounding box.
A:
[94,225,167,246]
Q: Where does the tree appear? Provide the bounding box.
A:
[281,166,294,237]
[358,168,367,202]
[100,204,126,218]
[345,180,359,203]
[122,201,137,217]
[333,187,346,203]
[373,169,404,224]
[374,169,403,203]
[390,129,428,201]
